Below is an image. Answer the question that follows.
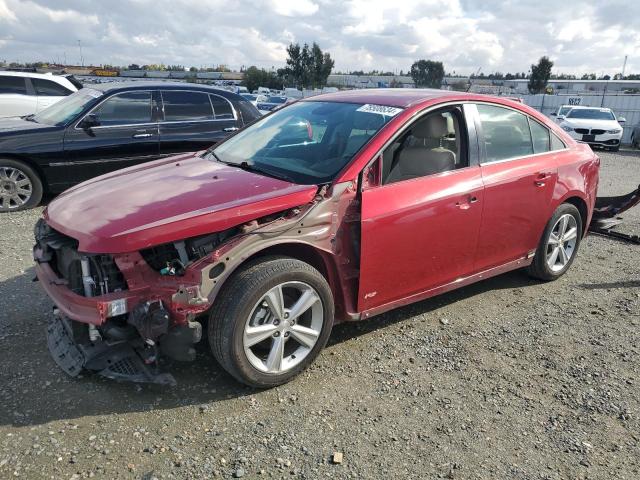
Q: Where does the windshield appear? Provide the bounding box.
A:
[211,101,401,184]
[266,96,287,104]
[32,89,102,126]
[558,106,571,116]
[567,108,615,120]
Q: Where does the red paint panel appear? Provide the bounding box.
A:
[475,154,558,271]
[358,167,484,311]
[45,154,317,253]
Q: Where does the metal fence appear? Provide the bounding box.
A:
[518,94,640,144]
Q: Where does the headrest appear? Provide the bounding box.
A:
[413,114,448,138]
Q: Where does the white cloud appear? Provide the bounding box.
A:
[0,0,638,75]
[271,0,318,17]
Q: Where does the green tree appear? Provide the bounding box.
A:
[527,56,553,94]
[280,42,334,88]
[242,66,282,92]
[410,60,445,88]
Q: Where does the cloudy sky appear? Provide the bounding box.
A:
[0,0,637,76]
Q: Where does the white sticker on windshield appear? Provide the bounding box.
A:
[356,104,403,117]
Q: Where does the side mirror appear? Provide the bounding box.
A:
[362,156,382,190]
[79,113,100,129]
[550,112,556,116]
[618,117,626,124]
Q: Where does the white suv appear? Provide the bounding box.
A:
[0,71,80,118]
[558,106,625,151]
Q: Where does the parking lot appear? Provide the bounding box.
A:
[0,149,638,479]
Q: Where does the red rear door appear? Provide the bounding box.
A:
[472,103,559,272]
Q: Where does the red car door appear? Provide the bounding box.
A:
[472,103,559,272]
[358,105,484,312]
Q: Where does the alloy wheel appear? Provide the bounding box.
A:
[0,166,33,210]
[546,213,578,272]
[243,281,323,374]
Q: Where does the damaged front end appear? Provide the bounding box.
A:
[34,220,208,385]
[589,184,640,244]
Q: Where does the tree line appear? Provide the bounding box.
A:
[241,42,335,92]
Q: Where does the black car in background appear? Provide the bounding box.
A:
[0,82,261,211]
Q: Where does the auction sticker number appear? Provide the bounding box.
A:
[357,104,403,117]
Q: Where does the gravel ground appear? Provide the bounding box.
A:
[1,150,639,480]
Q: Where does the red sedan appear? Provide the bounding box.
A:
[34,89,599,387]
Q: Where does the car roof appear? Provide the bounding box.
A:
[0,70,77,87]
[305,88,473,108]
[87,81,239,97]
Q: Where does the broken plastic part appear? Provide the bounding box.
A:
[589,184,640,244]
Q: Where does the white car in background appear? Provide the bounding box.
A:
[240,93,268,108]
[0,71,80,118]
[550,104,574,123]
[558,106,625,151]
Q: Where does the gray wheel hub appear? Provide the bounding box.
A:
[0,166,33,210]
[546,213,578,272]
[243,281,323,374]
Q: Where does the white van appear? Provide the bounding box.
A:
[0,71,79,118]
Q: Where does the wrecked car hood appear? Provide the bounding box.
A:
[45,153,318,253]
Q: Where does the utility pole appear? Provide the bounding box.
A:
[77,40,84,67]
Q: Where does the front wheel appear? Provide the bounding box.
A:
[527,203,582,281]
[208,257,334,388]
[0,159,43,212]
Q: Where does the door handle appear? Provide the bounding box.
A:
[223,127,239,132]
[534,173,551,187]
[456,195,478,209]
[132,133,153,138]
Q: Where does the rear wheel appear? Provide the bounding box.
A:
[0,159,43,212]
[208,257,334,388]
[527,203,582,281]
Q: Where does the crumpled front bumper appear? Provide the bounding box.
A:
[34,255,148,326]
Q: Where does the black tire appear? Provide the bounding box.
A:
[527,203,583,281]
[609,146,620,152]
[208,256,334,388]
[0,158,43,212]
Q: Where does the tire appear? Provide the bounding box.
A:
[527,203,582,281]
[208,256,334,388]
[609,146,620,152]
[0,158,43,212]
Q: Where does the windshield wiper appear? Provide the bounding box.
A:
[233,161,297,183]
[22,114,37,122]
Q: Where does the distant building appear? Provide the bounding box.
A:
[500,79,640,95]
[327,74,414,88]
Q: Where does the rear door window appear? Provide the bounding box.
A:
[210,95,234,120]
[551,132,566,151]
[477,104,534,162]
[0,76,27,95]
[92,91,152,126]
[32,78,73,96]
[161,91,213,121]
